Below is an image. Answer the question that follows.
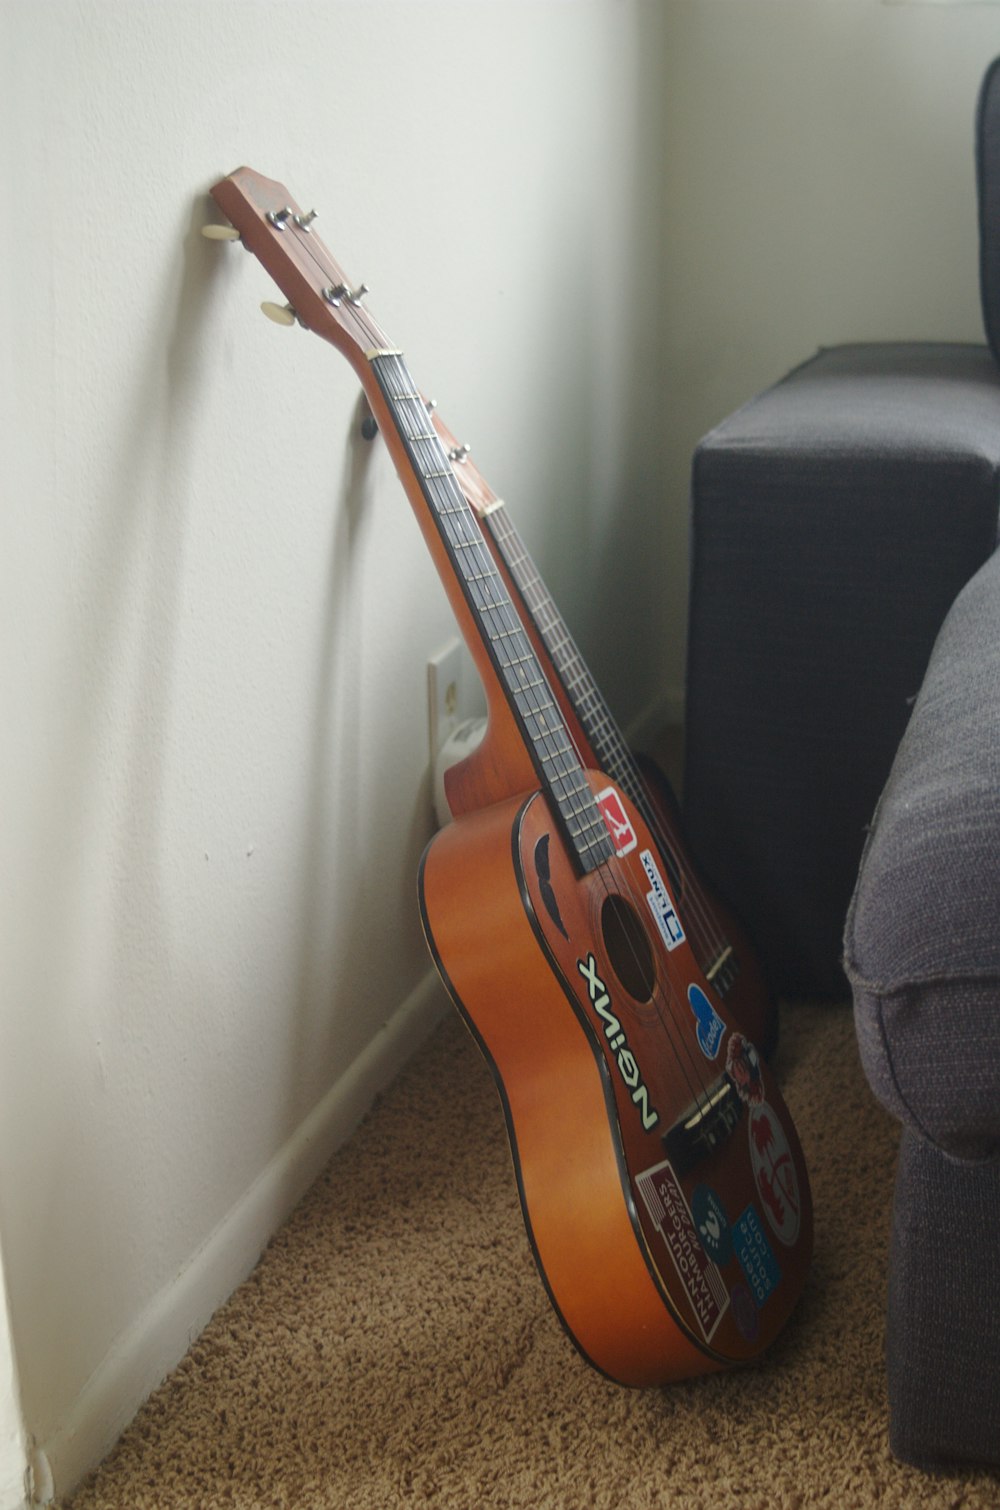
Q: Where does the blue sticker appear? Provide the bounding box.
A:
[692,1184,732,1265]
[734,1204,781,1307]
[687,982,726,1060]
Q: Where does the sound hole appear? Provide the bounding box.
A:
[601,895,655,1003]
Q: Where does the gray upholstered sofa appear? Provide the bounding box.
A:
[843,548,1000,1471]
[683,57,1000,1471]
[836,60,1000,1472]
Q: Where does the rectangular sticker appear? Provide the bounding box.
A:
[640,847,685,951]
[734,1204,781,1307]
[596,786,637,856]
[636,1159,728,1340]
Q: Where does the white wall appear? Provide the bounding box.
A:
[0,1,665,1500]
[657,0,1000,691]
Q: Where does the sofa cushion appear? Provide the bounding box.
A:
[844,547,1000,1162]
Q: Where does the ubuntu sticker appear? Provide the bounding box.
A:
[747,1102,801,1247]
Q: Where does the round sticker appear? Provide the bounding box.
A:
[726,1033,764,1106]
[747,1102,801,1247]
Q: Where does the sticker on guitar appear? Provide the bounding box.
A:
[641,847,686,952]
[748,1103,801,1247]
[636,1159,730,1342]
[596,786,637,856]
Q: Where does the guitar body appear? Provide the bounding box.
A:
[420,775,811,1385]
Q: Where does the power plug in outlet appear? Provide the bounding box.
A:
[427,638,465,762]
[428,637,487,758]
[427,638,487,825]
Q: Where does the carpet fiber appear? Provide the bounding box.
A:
[61,998,1000,1508]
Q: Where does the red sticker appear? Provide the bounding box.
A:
[748,1103,801,1247]
[596,786,637,856]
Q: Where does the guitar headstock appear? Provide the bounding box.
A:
[208,167,390,374]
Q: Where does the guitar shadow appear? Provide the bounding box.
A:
[279,382,442,1139]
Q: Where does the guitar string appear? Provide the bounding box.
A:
[480,500,735,979]
[401,428,719,1119]
[277,222,721,1120]
[422,402,736,989]
[375,352,721,1122]
[307,249,722,1124]
[428,423,739,996]
[458,472,737,981]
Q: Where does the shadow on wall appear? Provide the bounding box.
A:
[519,3,673,736]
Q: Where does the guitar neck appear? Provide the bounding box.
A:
[480,499,658,835]
[369,352,613,874]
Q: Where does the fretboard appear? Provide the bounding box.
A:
[370,352,614,875]
[483,504,656,834]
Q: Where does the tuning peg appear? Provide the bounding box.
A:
[261,301,298,327]
[448,443,471,464]
[201,224,241,241]
[323,281,369,308]
[294,210,318,230]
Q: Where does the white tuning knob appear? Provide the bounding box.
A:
[261,301,298,327]
[201,224,240,241]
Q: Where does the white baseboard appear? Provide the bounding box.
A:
[34,972,447,1504]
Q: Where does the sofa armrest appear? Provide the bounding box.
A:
[844,547,1000,1163]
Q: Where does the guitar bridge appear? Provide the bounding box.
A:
[661,1074,744,1176]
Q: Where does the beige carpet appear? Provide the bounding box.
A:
[61,999,999,1509]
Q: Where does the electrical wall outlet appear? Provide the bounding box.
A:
[427,637,484,761]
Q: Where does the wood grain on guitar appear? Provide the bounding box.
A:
[205,167,812,1386]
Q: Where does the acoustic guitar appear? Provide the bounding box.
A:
[206,168,812,1386]
[427,412,776,1056]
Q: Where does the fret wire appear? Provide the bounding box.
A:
[370,351,615,868]
[545,754,590,786]
[383,383,592,811]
